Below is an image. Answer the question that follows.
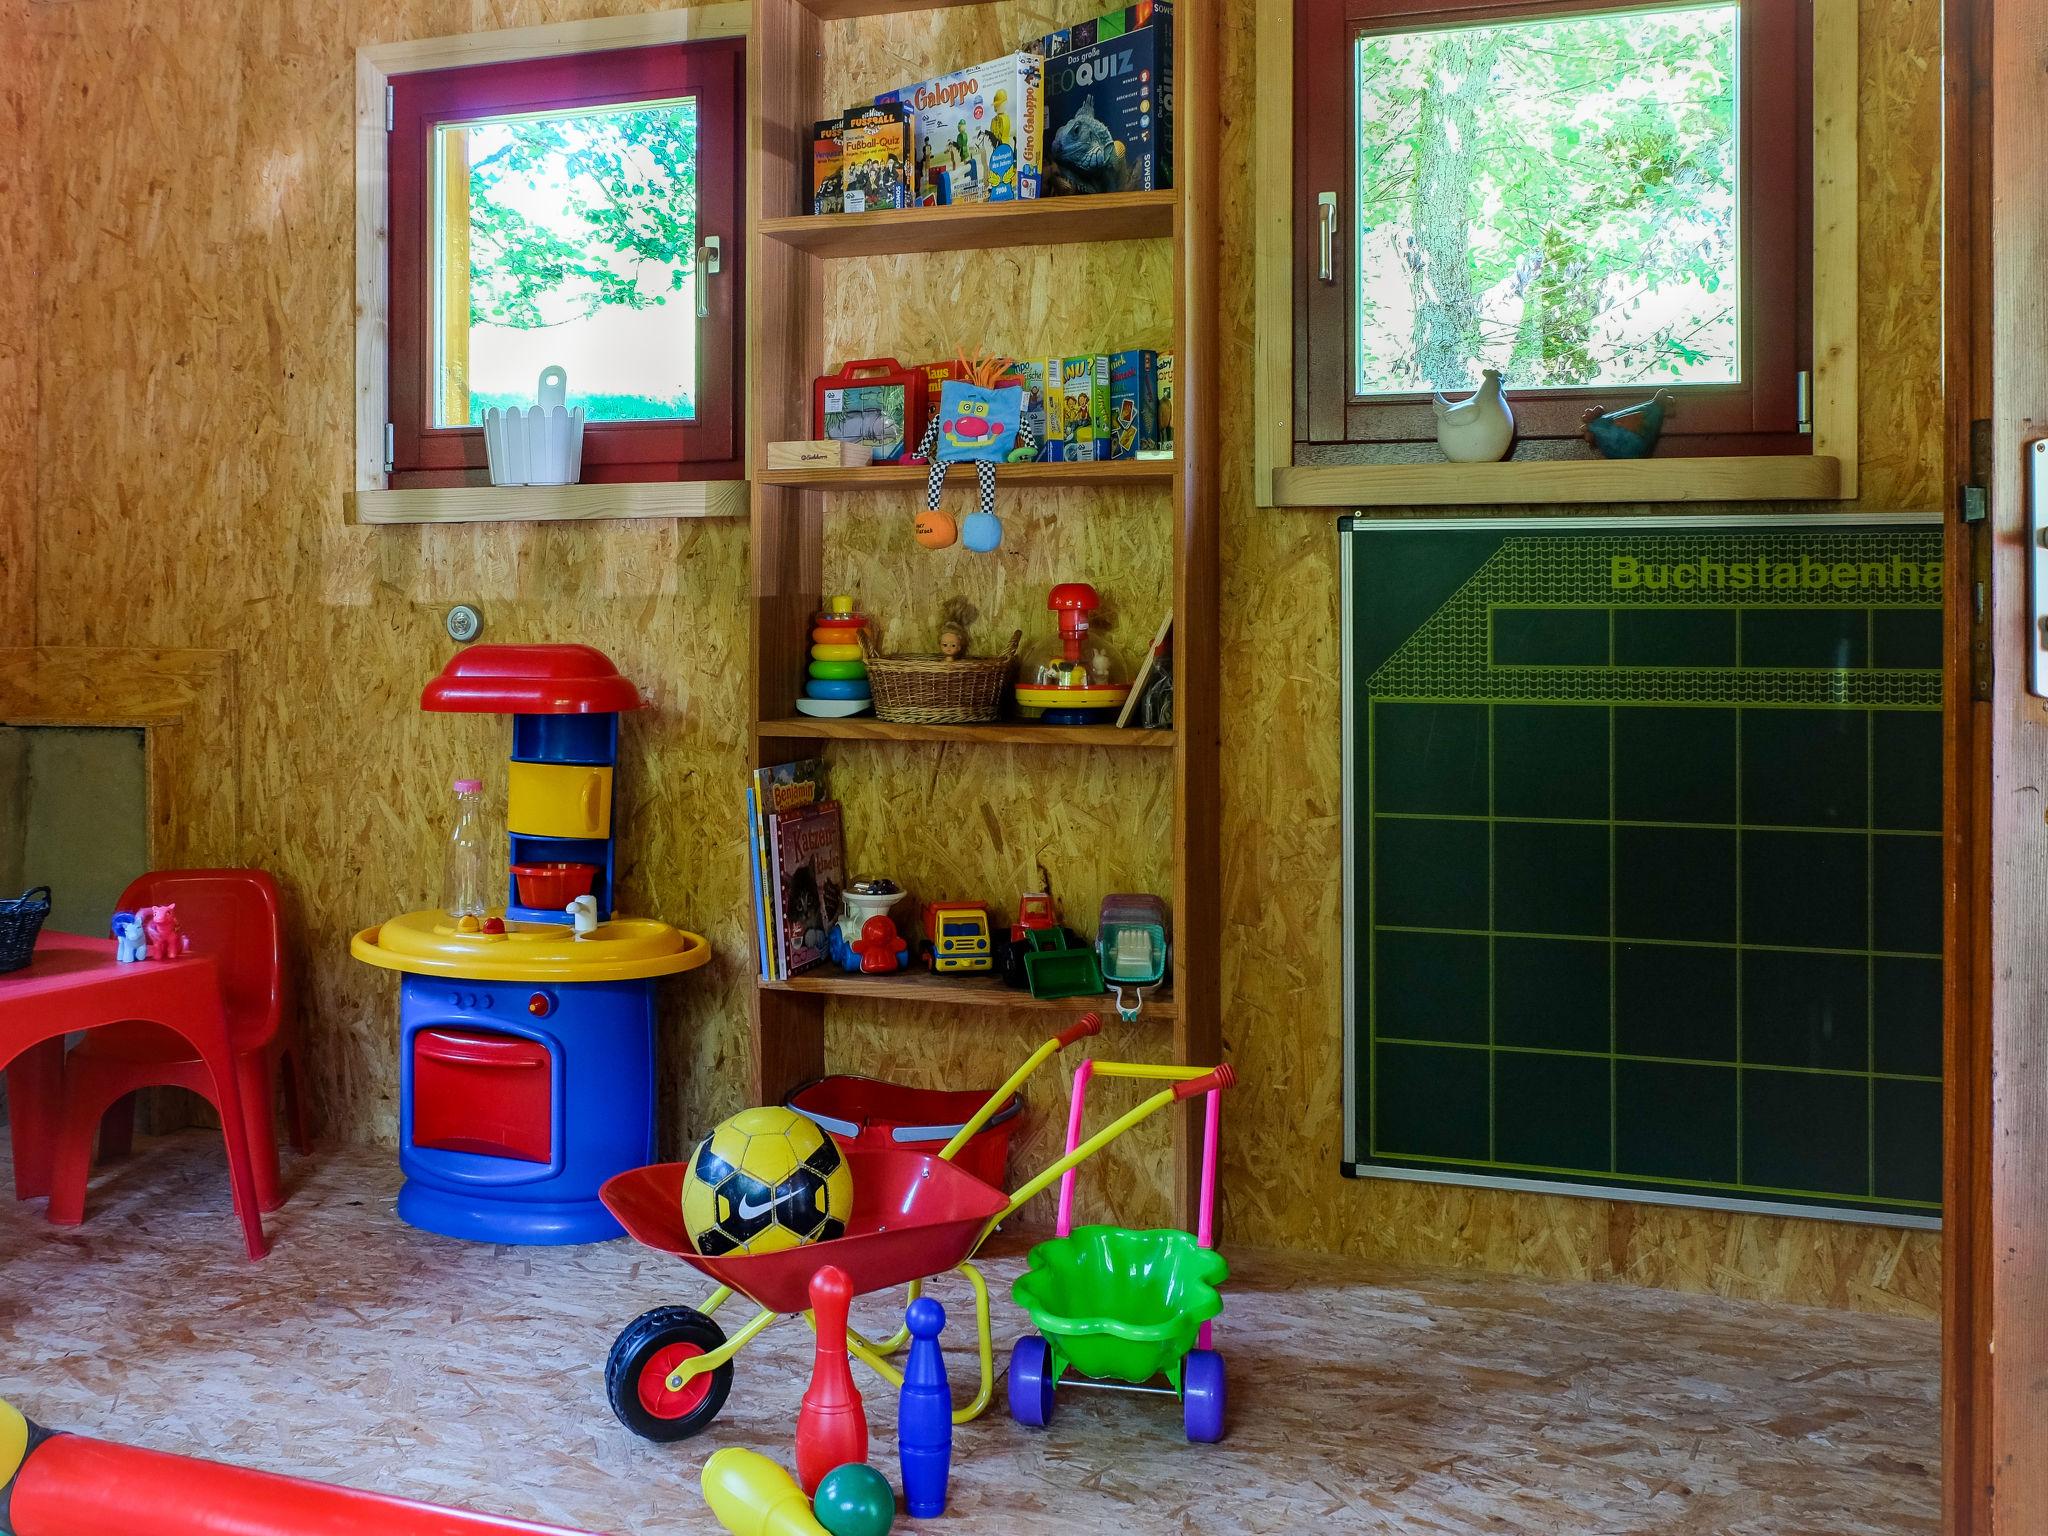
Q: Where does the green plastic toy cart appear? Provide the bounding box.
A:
[1007,1059,1234,1443]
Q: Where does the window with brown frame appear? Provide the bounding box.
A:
[387,42,745,487]
[1293,0,1810,461]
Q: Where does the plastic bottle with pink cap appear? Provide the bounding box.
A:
[443,776,492,921]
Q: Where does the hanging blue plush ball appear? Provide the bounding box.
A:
[961,511,1003,552]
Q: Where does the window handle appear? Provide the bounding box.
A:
[696,236,722,319]
[1317,192,1337,284]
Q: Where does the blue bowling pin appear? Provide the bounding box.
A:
[898,1297,952,1518]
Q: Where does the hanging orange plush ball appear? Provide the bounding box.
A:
[914,510,958,549]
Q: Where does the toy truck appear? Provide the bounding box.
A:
[921,900,995,974]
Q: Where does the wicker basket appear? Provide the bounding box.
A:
[0,886,52,975]
[861,630,1022,724]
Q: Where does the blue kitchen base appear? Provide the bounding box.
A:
[397,1182,625,1245]
[397,972,657,1247]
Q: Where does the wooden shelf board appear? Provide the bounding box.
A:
[762,968,1175,1019]
[1271,455,1844,508]
[760,191,1174,256]
[347,480,748,525]
[758,717,1173,749]
[760,459,1174,491]
[798,0,996,18]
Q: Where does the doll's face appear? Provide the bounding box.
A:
[939,630,965,658]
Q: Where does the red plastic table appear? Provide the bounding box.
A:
[1,931,269,1259]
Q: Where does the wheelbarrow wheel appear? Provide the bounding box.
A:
[606,1306,733,1442]
[1182,1348,1227,1444]
[1007,1335,1055,1427]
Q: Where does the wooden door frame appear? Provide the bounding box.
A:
[1945,0,2048,1525]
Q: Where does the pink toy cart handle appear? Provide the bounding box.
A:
[1055,1059,1231,1351]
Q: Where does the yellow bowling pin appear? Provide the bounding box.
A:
[701,1448,830,1536]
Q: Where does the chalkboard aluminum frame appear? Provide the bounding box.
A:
[1340,511,1943,1232]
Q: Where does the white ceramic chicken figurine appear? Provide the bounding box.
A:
[1432,369,1515,462]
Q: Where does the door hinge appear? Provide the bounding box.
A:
[1796,371,1813,434]
[1964,480,1992,702]
[386,82,395,133]
[383,422,396,473]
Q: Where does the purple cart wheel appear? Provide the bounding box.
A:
[1182,1348,1226,1443]
[1008,1335,1056,1427]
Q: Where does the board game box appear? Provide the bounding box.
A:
[840,101,913,213]
[1056,355,1110,462]
[1038,1,1173,195]
[815,357,928,464]
[879,51,1045,204]
[1148,350,1174,458]
[811,119,844,214]
[1106,348,1159,459]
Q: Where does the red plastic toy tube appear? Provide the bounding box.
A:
[5,1424,606,1536]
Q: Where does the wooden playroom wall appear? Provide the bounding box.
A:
[0,0,35,648]
[12,0,1942,1315]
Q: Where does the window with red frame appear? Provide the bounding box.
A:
[1294,0,1810,460]
[388,41,744,486]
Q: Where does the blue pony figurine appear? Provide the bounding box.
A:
[110,910,145,964]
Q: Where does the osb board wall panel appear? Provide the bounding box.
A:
[0,0,35,647]
[1206,0,1943,1320]
[23,0,758,1160]
[22,0,1943,1312]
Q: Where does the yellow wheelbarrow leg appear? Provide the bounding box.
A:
[666,1304,778,1392]
[698,1285,735,1320]
[809,1265,994,1425]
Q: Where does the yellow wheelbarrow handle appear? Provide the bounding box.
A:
[935,1012,1103,1163]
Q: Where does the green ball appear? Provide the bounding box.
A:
[812,1462,895,1536]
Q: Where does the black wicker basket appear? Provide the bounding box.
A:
[0,886,52,975]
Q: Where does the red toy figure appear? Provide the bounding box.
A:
[795,1264,867,1494]
[851,914,908,975]
[135,904,189,961]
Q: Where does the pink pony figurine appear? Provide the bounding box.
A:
[136,903,189,961]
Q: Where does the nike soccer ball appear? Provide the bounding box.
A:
[681,1106,853,1257]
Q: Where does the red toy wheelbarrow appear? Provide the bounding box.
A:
[599,1014,1233,1442]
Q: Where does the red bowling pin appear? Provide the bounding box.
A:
[795,1264,867,1495]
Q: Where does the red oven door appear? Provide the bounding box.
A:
[412,1028,554,1164]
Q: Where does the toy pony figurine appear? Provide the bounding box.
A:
[134,903,189,961]
[110,911,146,964]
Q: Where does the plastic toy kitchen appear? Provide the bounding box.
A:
[352,645,709,1245]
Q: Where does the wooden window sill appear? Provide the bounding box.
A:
[1269,456,1843,509]
[346,481,749,525]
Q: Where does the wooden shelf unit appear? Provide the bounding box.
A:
[745,0,1220,1228]
[761,458,1173,491]
[758,718,1174,749]
[761,190,1175,256]
[764,969,1178,1020]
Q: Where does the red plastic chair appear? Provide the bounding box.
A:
[46,869,308,1221]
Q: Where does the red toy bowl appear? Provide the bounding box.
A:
[511,862,599,908]
[787,1077,1022,1189]
[601,1148,1008,1315]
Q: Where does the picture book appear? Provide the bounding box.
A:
[1117,610,1173,728]
[840,102,913,213]
[812,119,845,214]
[771,800,845,978]
[1106,348,1159,459]
[1056,355,1110,462]
[749,758,828,978]
[1041,1,1173,195]
[880,51,1045,204]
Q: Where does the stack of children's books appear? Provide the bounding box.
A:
[747,759,847,980]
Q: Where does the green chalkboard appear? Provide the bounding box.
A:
[1341,519,1942,1225]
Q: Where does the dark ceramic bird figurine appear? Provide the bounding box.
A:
[1581,390,1677,459]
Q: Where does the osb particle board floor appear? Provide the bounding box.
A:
[0,1136,1936,1535]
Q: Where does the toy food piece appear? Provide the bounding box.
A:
[703,1448,833,1536]
[1016,582,1129,724]
[799,597,874,718]
[682,1106,852,1256]
[898,1298,952,1518]
[796,1266,869,1495]
[812,1463,896,1536]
